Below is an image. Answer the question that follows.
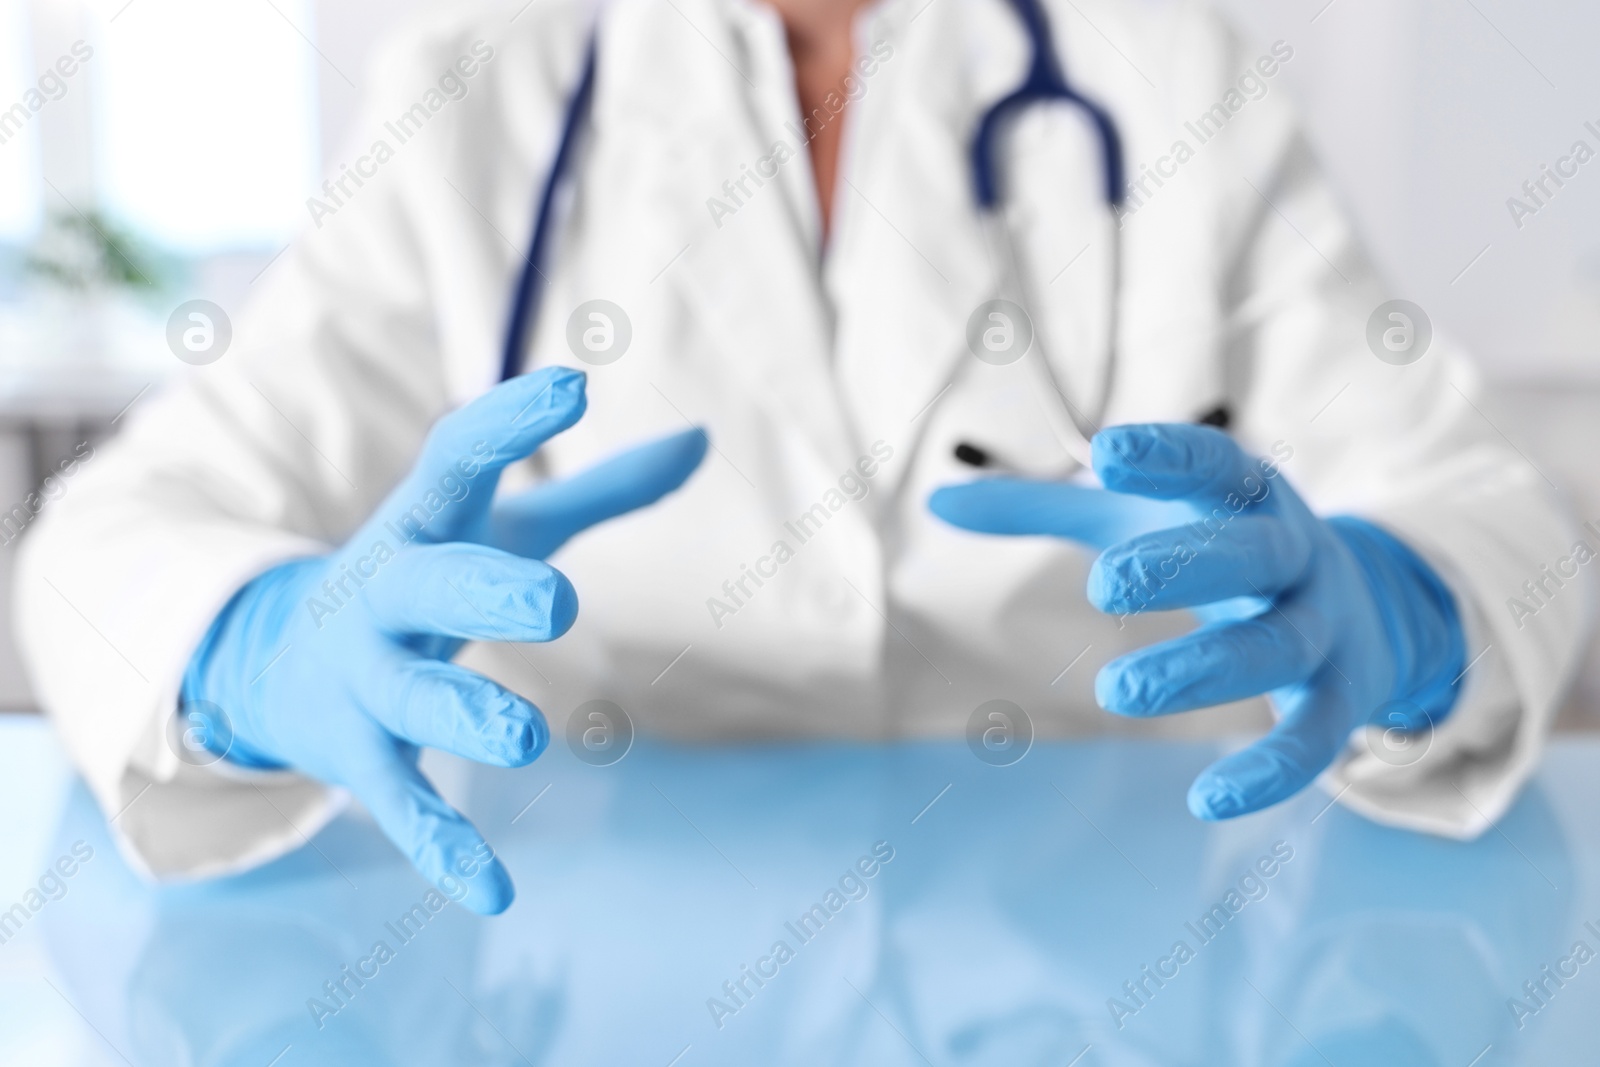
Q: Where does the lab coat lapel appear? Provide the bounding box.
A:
[829,0,1025,494]
[601,0,860,475]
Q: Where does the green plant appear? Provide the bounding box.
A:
[21,207,174,294]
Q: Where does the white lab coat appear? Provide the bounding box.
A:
[14,0,1587,880]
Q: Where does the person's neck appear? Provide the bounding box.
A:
[764,0,876,240]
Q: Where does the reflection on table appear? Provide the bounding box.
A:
[1,718,1596,1066]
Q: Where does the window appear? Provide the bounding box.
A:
[0,0,42,242]
[87,0,320,252]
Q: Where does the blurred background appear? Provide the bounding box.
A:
[0,0,1596,713]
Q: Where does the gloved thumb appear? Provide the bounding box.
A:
[489,427,709,559]
[929,478,1196,551]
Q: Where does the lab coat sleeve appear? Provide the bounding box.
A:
[11,11,579,879]
[1207,34,1590,837]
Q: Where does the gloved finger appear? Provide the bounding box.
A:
[928,478,1194,551]
[360,542,578,641]
[490,427,709,559]
[1095,612,1324,716]
[1087,514,1313,614]
[358,651,549,767]
[1186,682,1354,820]
[345,739,515,914]
[1092,423,1292,514]
[374,366,589,544]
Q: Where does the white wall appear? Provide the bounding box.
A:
[1216,0,1600,383]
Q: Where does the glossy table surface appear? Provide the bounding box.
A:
[1,715,1597,1067]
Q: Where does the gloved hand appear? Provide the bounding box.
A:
[179,367,706,913]
[929,423,1465,821]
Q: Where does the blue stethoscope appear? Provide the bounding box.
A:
[498,0,1222,474]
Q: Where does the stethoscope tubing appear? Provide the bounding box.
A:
[500,37,599,385]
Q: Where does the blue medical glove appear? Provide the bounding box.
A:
[929,423,1465,821]
[180,367,706,913]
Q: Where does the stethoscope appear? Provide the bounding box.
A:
[964,0,1125,475]
[498,0,1227,475]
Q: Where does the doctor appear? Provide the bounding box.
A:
[15,0,1585,913]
